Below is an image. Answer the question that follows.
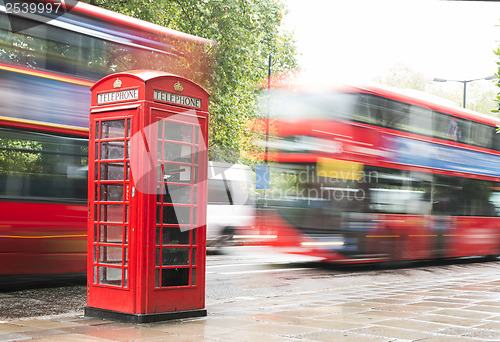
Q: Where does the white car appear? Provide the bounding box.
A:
[207,162,255,247]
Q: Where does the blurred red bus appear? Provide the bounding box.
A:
[252,75,500,263]
[0,0,213,275]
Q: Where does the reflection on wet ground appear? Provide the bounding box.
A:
[1,253,500,340]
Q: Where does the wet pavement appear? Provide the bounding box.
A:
[2,261,500,341]
[0,279,85,319]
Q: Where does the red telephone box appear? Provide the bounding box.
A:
[85,70,209,323]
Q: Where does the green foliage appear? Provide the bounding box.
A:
[82,0,163,22]
[0,138,42,173]
[81,0,298,162]
[494,47,500,116]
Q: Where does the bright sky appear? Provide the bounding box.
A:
[284,0,500,83]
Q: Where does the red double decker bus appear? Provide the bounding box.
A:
[253,74,500,263]
[0,1,212,275]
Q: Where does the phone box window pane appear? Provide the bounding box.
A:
[95,121,100,140]
[101,120,125,139]
[162,206,190,225]
[101,141,125,160]
[163,185,192,204]
[156,226,161,245]
[99,225,123,243]
[192,209,197,226]
[163,164,192,184]
[161,268,189,287]
[192,248,197,266]
[155,269,160,287]
[192,228,197,245]
[164,142,192,164]
[99,246,123,264]
[162,248,190,266]
[98,266,122,286]
[100,184,123,201]
[162,226,190,245]
[158,121,163,140]
[124,268,128,287]
[100,163,124,181]
[165,122,193,143]
[100,204,123,223]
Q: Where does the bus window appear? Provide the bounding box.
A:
[432,176,463,216]
[493,131,500,152]
[383,100,410,131]
[367,168,431,215]
[0,9,207,82]
[469,122,493,149]
[353,94,376,124]
[265,90,356,121]
[409,105,433,136]
[354,95,410,131]
[461,178,497,216]
[0,127,87,201]
[433,112,470,144]
[489,185,500,216]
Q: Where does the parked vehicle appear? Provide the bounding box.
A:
[207,162,255,247]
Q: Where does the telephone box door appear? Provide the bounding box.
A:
[147,108,207,312]
[88,109,138,312]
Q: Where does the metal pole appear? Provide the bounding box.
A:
[264,55,272,203]
[462,81,467,109]
[434,76,496,109]
[266,55,271,161]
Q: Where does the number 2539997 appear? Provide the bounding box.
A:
[5,2,62,14]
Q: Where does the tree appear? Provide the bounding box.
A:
[493,47,500,115]
[374,63,429,92]
[431,81,498,115]
[376,63,498,116]
[81,0,299,163]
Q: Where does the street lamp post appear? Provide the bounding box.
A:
[433,75,496,109]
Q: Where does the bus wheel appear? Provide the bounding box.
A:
[220,226,235,245]
[483,254,500,262]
